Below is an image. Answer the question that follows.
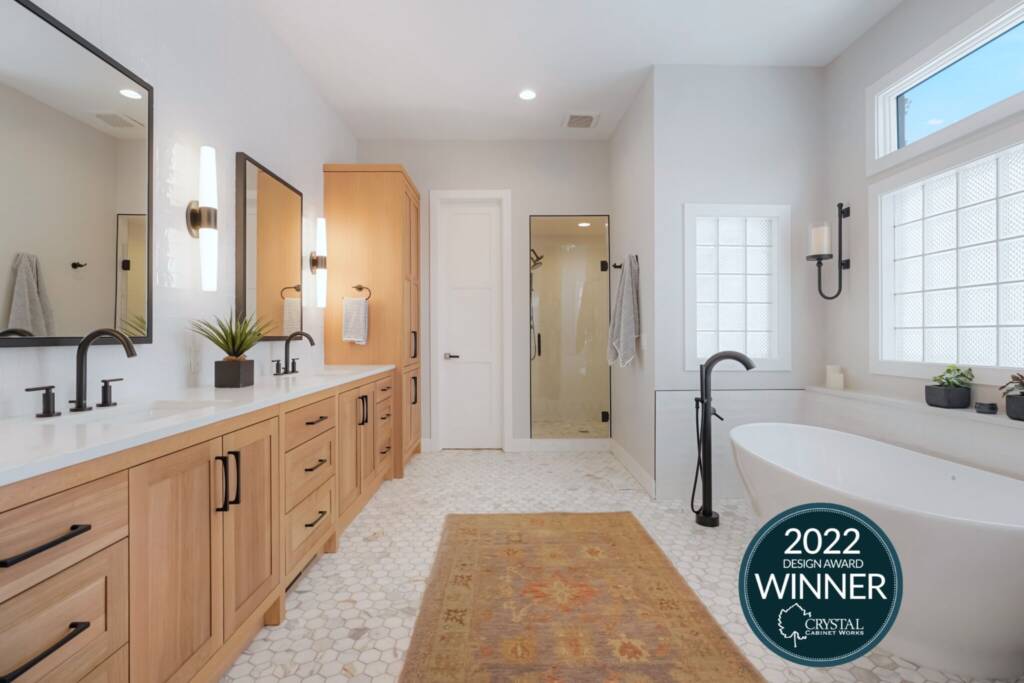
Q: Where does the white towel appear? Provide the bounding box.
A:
[282,297,301,336]
[343,297,368,345]
[7,253,54,336]
[608,254,640,367]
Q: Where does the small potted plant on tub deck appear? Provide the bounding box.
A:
[1000,373,1024,421]
[925,364,974,409]
[191,312,271,388]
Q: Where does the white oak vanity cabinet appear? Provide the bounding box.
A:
[0,369,393,683]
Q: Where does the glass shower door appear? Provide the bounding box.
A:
[529,216,610,438]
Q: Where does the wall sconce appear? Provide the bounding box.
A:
[807,202,851,300]
[187,145,218,292]
[310,217,328,308]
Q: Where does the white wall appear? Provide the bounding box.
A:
[356,140,611,442]
[609,75,656,480]
[0,0,356,418]
[822,0,1011,406]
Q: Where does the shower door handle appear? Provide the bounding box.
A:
[536,334,542,357]
[443,353,460,359]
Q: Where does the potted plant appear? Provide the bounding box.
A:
[999,373,1024,421]
[925,364,974,409]
[191,312,271,388]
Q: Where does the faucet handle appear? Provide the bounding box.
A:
[98,378,123,408]
[711,408,725,421]
[290,358,298,374]
[272,359,283,376]
[26,385,61,418]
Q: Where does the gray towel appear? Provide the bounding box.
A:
[8,253,54,336]
[608,254,640,367]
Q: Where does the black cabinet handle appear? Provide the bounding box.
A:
[411,330,418,359]
[305,415,328,426]
[228,451,241,505]
[537,333,542,357]
[215,455,230,512]
[304,510,327,528]
[1,621,90,681]
[359,395,368,425]
[378,446,391,455]
[0,524,91,568]
[304,458,328,473]
[412,376,418,405]
[379,413,391,421]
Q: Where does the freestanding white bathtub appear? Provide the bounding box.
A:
[730,422,1024,680]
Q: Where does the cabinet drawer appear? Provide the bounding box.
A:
[284,396,336,452]
[375,399,393,468]
[0,472,127,604]
[81,645,128,683]
[285,429,335,513]
[285,479,334,574]
[375,377,394,402]
[0,539,128,683]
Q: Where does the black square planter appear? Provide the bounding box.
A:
[925,385,971,409]
[215,359,254,388]
[1007,394,1024,421]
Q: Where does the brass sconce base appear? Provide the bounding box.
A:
[309,252,327,273]
[186,201,218,238]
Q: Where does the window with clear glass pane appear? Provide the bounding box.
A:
[694,215,777,360]
[897,21,1024,148]
[880,142,1024,368]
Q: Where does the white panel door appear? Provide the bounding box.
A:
[437,199,502,448]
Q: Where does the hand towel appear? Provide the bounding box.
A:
[282,297,301,336]
[608,254,640,367]
[7,253,54,336]
[343,297,369,345]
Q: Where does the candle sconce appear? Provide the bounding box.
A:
[807,202,851,300]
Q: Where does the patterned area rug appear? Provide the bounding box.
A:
[401,512,763,682]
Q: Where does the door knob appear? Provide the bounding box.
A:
[444,353,460,359]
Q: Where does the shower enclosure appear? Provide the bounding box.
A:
[529,215,611,438]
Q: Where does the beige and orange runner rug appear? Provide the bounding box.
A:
[400,512,763,682]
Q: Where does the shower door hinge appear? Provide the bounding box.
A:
[601,411,610,423]
[600,260,609,272]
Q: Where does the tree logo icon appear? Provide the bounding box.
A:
[778,603,811,648]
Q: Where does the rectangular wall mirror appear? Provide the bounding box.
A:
[0,0,153,346]
[236,153,304,340]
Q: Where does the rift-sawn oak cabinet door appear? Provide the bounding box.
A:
[222,419,279,638]
[403,367,421,463]
[359,386,377,485]
[129,439,224,683]
[338,387,363,515]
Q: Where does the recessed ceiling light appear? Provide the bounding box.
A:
[578,222,591,228]
[119,88,142,100]
[518,89,537,101]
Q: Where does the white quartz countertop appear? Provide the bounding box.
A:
[0,365,394,488]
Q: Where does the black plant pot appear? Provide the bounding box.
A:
[215,359,254,388]
[924,384,971,409]
[1007,394,1024,421]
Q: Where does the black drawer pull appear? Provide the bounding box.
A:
[1,621,90,681]
[305,415,328,426]
[304,458,328,473]
[228,450,242,506]
[0,524,92,568]
[304,510,327,528]
[379,413,391,421]
[379,446,391,455]
[215,455,230,512]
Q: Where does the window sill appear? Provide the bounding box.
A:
[805,385,1024,432]
[869,358,1012,388]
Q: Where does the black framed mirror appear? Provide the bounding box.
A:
[235,153,304,341]
[0,0,153,347]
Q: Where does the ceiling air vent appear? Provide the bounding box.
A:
[94,112,138,128]
[563,112,599,129]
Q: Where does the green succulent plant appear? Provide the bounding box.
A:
[999,373,1024,397]
[931,364,974,388]
[190,311,272,359]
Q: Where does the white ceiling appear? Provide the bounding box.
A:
[255,0,901,141]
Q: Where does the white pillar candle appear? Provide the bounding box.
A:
[809,224,832,257]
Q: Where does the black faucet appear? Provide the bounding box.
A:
[70,328,137,412]
[692,350,755,528]
[279,331,315,375]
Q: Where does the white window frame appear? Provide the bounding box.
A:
[866,0,1024,176]
[683,203,792,372]
[869,118,1024,386]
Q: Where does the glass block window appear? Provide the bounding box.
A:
[684,204,791,371]
[879,143,1024,368]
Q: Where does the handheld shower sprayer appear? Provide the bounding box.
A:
[690,350,755,527]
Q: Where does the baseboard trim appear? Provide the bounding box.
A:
[610,439,655,497]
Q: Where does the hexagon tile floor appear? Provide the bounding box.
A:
[223,450,1023,683]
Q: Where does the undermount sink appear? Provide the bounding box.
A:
[58,399,233,426]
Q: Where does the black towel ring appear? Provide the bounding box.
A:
[280,283,302,299]
[353,284,372,301]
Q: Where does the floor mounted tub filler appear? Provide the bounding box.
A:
[730,422,1024,681]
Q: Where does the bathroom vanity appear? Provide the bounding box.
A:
[0,365,411,682]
